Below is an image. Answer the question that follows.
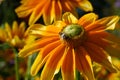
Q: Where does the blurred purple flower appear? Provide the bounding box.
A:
[9,60,14,65]
[115,0,120,8]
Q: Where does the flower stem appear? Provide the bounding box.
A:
[13,48,20,80]
[76,70,83,80]
[25,55,32,80]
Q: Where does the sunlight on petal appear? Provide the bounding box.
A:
[96,16,119,30]
[62,12,78,24]
[78,0,93,11]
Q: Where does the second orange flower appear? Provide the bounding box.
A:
[15,0,93,25]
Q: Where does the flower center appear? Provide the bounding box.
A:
[59,24,85,47]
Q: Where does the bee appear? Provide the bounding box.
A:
[59,32,70,40]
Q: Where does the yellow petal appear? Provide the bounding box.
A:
[61,48,75,80]
[31,40,61,76]
[40,43,65,80]
[53,21,66,32]
[61,0,78,18]
[12,21,19,36]
[30,24,63,37]
[15,0,40,17]
[78,13,98,27]
[15,6,33,18]
[29,24,56,37]
[75,47,95,80]
[77,0,93,11]
[29,0,47,25]
[25,24,45,36]
[25,35,36,45]
[31,30,58,37]
[18,37,59,57]
[5,23,12,40]
[19,22,26,37]
[0,28,7,42]
[53,0,62,21]
[62,12,78,24]
[30,24,59,34]
[43,0,53,25]
[22,0,40,6]
[11,35,24,48]
[85,42,117,72]
[96,16,119,30]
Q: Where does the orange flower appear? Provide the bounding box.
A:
[15,0,93,25]
[0,21,31,48]
[18,12,120,80]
